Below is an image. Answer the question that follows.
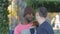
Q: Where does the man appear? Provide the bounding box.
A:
[14,6,34,34]
[36,7,54,34]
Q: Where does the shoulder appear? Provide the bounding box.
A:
[37,21,54,34]
[14,23,22,31]
[14,23,22,34]
[38,21,52,31]
[41,21,51,28]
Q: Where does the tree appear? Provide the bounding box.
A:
[0,0,9,34]
[25,0,60,12]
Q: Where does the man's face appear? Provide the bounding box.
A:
[25,14,34,22]
[36,12,41,22]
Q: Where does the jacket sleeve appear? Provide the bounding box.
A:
[36,28,48,34]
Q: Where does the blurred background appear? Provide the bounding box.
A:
[0,0,60,34]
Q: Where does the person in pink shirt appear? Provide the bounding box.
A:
[14,6,34,34]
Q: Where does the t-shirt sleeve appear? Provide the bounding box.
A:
[14,26,20,34]
[36,28,47,34]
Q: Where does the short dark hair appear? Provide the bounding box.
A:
[37,7,48,18]
[23,6,34,17]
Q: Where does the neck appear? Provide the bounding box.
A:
[38,17,46,25]
[22,19,29,25]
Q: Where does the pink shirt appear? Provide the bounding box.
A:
[14,23,32,34]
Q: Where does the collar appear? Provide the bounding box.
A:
[39,19,46,26]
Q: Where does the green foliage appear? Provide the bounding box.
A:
[0,0,9,34]
[25,0,60,12]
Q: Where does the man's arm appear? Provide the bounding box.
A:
[36,28,47,34]
[14,26,20,34]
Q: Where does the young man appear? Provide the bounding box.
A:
[36,7,54,34]
[14,6,34,34]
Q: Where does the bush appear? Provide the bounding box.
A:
[25,0,60,12]
[0,0,9,34]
